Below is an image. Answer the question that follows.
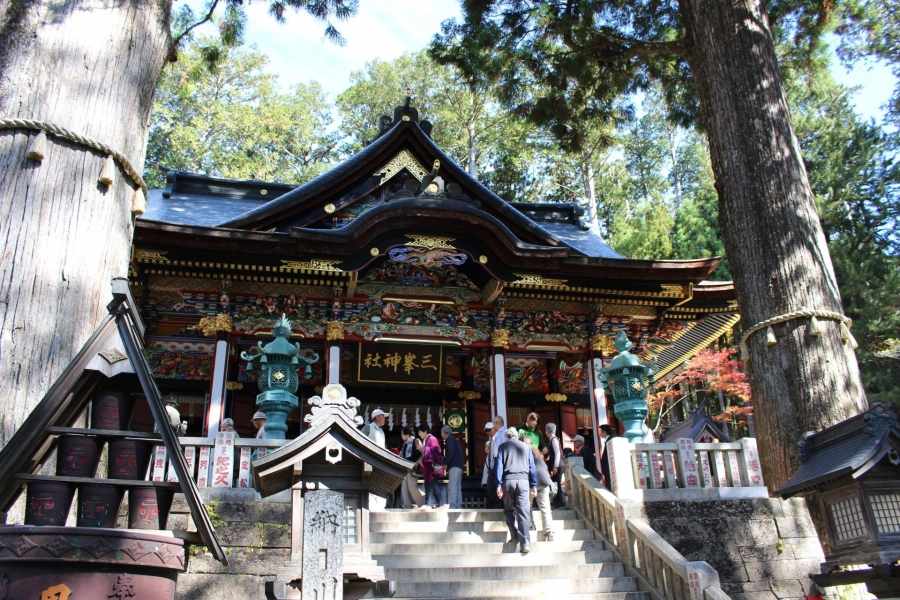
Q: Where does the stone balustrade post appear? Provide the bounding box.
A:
[607,437,636,499]
[685,561,721,600]
[738,437,764,487]
[676,438,701,489]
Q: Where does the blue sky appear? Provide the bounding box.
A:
[234,0,895,124]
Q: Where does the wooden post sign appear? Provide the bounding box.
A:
[357,343,443,385]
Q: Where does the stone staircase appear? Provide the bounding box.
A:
[369,508,649,599]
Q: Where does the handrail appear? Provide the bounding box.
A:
[567,460,730,600]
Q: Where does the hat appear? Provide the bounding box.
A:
[484,421,494,430]
[371,409,387,418]
[222,418,235,427]
[572,435,585,443]
[252,411,267,421]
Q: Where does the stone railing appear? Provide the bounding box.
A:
[149,432,288,490]
[607,437,768,501]
[567,458,730,600]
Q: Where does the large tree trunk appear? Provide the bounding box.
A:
[0,0,172,445]
[680,0,868,490]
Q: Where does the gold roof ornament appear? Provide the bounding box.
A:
[197,315,233,338]
[373,149,429,184]
[491,329,510,349]
[326,321,345,341]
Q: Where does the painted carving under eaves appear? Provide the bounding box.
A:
[347,300,491,345]
[356,248,480,304]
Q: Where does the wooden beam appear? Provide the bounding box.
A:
[481,279,504,306]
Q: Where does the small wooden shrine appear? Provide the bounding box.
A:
[253,383,410,599]
[131,98,739,485]
[775,403,900,598]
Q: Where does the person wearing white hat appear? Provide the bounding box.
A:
[252,411,268,440]
[222,418,239,437]
[362,408,387,448]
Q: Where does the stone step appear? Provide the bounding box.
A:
[390,594,649,600]
[370,528,596,545]
[370,518,585,533]
[393,576,641,597]
[373,549,614,568]
[371,539,606,555]
[385,562,626,582]
[369,509,576,522]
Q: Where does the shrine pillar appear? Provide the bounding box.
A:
[490,329,509,425]
[199,315,233,437]
[325,321,344,385]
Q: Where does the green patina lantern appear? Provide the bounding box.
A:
[599,329,657,443]
[241,314,319,439]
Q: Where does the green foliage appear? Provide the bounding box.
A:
[171,0,357,53]
[205,499,226,528]
[146,39,338,187]
[785,68,900,404]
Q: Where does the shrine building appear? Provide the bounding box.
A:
[131,99,739,487]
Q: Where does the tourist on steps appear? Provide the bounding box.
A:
[517,412,543,452]
[545,423,566,509]
[362,408,387,448]
[486,415,506,508]
[599,424,614,490]
[399,427,424,508]
[574,434,601,481]
[417,424,443,508]
[441,425,464,509]
[495,427,537,554]
[523,435,554,541]
[480,420,496,505]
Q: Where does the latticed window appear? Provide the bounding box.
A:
[870,493,900,535]
[343,496,358,544]
[829,496,868,542]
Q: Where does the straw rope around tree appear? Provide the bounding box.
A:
[0,117,148,214]
[740,309,857,360]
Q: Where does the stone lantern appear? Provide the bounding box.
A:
[598,329,656,442]
[241,314,319,439]
[775,403,900,598]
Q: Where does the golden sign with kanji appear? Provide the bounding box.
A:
[357,343,444,385]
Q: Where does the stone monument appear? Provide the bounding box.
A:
[302,490,345,600]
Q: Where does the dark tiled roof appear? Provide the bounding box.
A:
[510,202,623,259]
[775,403,900,498]
[538,221,623,259]
[143,189,273,227]
[140,171,294,227]
[659,401,732,443]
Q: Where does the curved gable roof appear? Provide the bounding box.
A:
[216,118,573,250]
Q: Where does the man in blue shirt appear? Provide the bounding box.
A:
[495,427,538,553]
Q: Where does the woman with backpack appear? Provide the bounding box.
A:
[416,424,443,508]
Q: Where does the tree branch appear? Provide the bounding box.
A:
[173,0,221,48]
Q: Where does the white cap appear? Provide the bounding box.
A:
[252,411,267,421]
[371,408,387,418]
[484,421,494,430]
[572,435,585,443]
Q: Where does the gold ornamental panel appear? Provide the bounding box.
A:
[491,329,510,349]
[326,321,345,341]
[197,315,233,337]
[373,149,429,185]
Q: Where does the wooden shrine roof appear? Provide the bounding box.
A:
[252,384,412,498]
